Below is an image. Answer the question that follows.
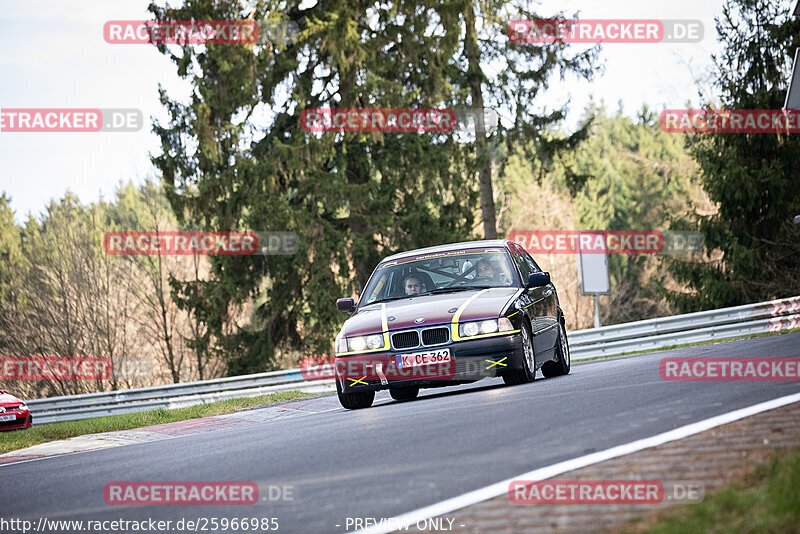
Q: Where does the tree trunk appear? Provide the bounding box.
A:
[464,3,497,239]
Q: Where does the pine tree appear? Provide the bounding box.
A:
[149,0,476,372]
[668,0,800,310]
[148,0,601,372]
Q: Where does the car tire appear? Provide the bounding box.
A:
[542,320,570,378]
[336,380,375,409]
[390,386,419,401]
[503,320,536,385]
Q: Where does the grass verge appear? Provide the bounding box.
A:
[574,327,800,363]
[627,448,800,533]
[0,390,316,455]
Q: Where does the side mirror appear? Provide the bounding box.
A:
[527,272,551,288]
[337,298,356,313]
[0,390,7,394]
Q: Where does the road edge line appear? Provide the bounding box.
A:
[356,391,800,534]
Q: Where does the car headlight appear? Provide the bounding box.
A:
[460,318,514,337]
[480,320,498,334]
[459,321,481,337]
[365,334,383,350]
[18,403,28,411]
[335,336,348,354]
[349,336,367,352]
[345,334,385,353]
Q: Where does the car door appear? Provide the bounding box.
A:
[509,244,551,361]
[524,253,559,353]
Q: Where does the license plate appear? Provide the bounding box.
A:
[396,348,451,368]
[0,414,16,422]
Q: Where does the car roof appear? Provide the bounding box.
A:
[381,239,512,262]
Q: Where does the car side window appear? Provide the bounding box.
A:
[524,253,541,274]
[510,248,531,280]
[365,272,390,303]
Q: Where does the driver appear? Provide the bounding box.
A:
[404,275,423,296]
[474,259,497,280]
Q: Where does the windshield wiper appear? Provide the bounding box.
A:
[365,286,497,305]
[362,296,413,306]
[417,286,494,296]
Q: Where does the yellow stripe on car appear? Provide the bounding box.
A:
[381,303,390,349]
[451,289,521,341]
[456,329,520,341]
[451,289,491,341]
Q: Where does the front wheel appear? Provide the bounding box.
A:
[336,380,375,409]
[503,321,536,385]
[542,321,570,378]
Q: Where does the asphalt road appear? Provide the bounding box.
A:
[2,333,800,534]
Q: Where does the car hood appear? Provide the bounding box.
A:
[0,392,24,407]
[342,287,521,337]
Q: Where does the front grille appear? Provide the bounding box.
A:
[422,327,449,345]
[392,331,420,349]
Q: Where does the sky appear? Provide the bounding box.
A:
[0,0,725,223]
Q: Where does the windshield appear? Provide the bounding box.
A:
[359,247,518,306]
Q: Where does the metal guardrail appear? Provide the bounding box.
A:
[568,296,800,348]
[570,314,800,360]
[28,368,308,412]
[31,380,336,425]
[27,369,332,425]
[25,295,800,425]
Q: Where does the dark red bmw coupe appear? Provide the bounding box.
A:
[333,240,570,409]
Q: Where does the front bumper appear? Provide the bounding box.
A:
[335,333,523,392]
[0,410,32,431]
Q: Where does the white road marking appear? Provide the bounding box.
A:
[356,391,800,534]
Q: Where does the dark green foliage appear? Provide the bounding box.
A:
[148,0,478,373]
[667,0,800,311]
[574,106,701,323]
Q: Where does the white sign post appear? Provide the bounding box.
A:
[785,49,800,109]
[577,234,610,328]
[786,3,800,109]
